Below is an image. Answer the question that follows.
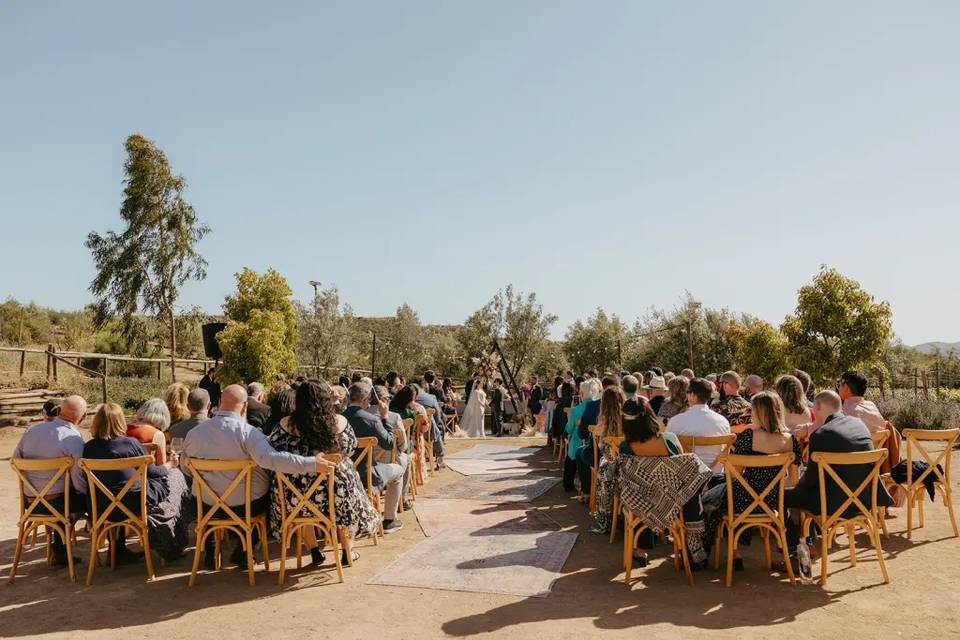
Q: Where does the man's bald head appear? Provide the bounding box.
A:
[219,384,248,413]
[58,395,88,424]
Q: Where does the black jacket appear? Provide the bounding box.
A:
[343,405,395,490]
[246,398,272,432]
[786,412,893,516]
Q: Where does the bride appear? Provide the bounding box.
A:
[460,380,488,438]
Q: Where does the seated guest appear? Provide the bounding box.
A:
[576,375,618,503]
[41,397,64,420]
[245,382,272,432]
[127,398,170,465]
[385,371,400,395]
[681,368,695,380]
[563,381,595,493]
[643,375,669,415]
[657,375,690,424]
[423,370,447,404]
[330,384,348,412]
[838,370,885,433]
[590,385,625,534]
[374,385,411,506]
[343,383,406,534]
[268,380,381,566]
[775,375,816,439]
[702,391,802,568]
[390,384,427,485]
[82,402,190,562]
[266,387,297,432]
[744,374,764,400]
[169,388,210,440]
[13,395,88,566]
[182,385,336,568]
[786,390,894,547]
[411,383,446,468]
[666,378,730,469]
[793,369,815,407]
[164,382,191,425]
[441,377,458,414]
[711,371,752,430]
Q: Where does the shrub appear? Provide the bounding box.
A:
[874,396,960,431]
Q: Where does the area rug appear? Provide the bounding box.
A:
[446,445,542,460]
[368,530,578,597]
[412,498,561,537]
[444,457,542,476]
[425,473,560,503]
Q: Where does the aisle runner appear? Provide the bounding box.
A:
[369,444,576,597]
[368,530,577,597]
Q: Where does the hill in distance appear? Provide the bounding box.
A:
[911,341,960,355]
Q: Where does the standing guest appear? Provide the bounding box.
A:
[643,375,669,415]
[82,402,190,563]
[198,368,221,408]
[491,378,506,437]
[744,374,764,400]
[658,375,690,424]
[590,385,626,534]
[127,398,170,465]
[12,395,88,566]
[666,378,730,469]
[342,383,406,534]
[702,391,802,568]
[543,390,557,436]
[793,369,815,406]
[681,368,695,380]
[269,380,381,566]
[164,382,191,425]
[775,375,816,438]
[245,382,272,432]
[528,376,544,423]
[169,388,211,440]
[182,384,337,568]
[711,371,752,431]
[266,387,297,433]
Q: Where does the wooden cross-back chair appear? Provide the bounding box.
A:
[275,454,344,585]
[677,434,737,475]
[402,418,420,497]
[80,455,156,586]
[602,436,627,544]
[353,436,384,543]
[423,408,436,468]
[443,410,458,435]
[9,456,78,583]
[714,452,796,587]
[622,510,692,587]
[897,429,960,539]
[588,425,602,512]
[800,449,889,586]
[186,458,270,586]
[555,408,571,464]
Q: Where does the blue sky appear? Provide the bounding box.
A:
[1,2,957,344]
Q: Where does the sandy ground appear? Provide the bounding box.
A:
[2,428,960,640]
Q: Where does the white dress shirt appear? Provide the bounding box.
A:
[665,403,731,468]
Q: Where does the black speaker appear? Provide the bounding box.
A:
[201,322,227,360]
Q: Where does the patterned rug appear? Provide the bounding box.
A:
[412,498,561,537]
[446,444,543,460]
[444,457,542,476]
[368,530,578,597]
[425,473,561,503]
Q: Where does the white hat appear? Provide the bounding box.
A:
[643,376,668,391]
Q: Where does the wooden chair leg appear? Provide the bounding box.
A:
[943,485,959,537]
[189,528,204,586]
[277,527,290,585]
[86,530,99,586]
[846,524,857,566]
[8,523,26,584]
[245,531,256,586]
[259,520,270,570]
[819,528,830,586]
[762,529,772,569]
[338,527,353,567]
[776,526,796,585]
[724,528,736,587]
[331,525,344,584]
[868,524,890,584]
[141,527,155,580]
[622,519,633,585]
[609,498,619,544]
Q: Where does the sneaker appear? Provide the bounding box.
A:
[588,523,609,535]
[382,519,404,534]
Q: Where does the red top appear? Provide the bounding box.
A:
[126,423,163,465]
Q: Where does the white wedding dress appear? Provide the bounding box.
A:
[460,386,487,438]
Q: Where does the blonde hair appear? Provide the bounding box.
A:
[598,386,625,438]
[751,391,787,434]
[667,375,690,409]
[164,382,190,423]
[91,402,127,439]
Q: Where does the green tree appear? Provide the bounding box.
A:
[219,268,297,384]
[86,134,209,380]
[732,320,792,383]
[297,284,358,374]
[563,308,628,373]
[782,266,893,384]
[375,304,427,376]
[529,340,568,379]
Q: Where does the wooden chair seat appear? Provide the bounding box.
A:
[186,458,270,586]
[80,455,156,585]
[621,506,693,586]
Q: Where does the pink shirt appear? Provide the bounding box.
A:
[842,396,886,433]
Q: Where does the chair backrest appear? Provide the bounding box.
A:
[677,434,737,473]
[603,435,625,458]
[275,454,341,528]
[902,428,960,489]
[424,408,435,442]
[353,436,377,495]
[589,425,601,466]
[11,456,74,522]
[185,458,257,530]
[870,430,890,450]
[722,452,794,526]
[810,449,887,526]
[80,456,152,529]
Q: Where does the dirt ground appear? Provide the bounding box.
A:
[2,428,960,640]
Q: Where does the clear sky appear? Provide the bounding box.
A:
[1,2,957,345]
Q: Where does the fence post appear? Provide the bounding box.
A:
[101,373,108,404]
[936,361,942,398]
[879,371,885,399]
[156,361,161,381]
[46,344,52,380]
[51,345,58,382]
[921,370,929,400]
[19,349,25,378]
[913,368,918,398]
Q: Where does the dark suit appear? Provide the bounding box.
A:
[491,387,504,436]
[786,412,893,518]
[343,405,395,490]
[427,383,447,405]
[246,398,272,432]
[416,392,446,458]
[528,384,543,415]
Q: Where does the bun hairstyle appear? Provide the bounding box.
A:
[621,397,663,444]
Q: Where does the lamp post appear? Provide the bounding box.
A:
[308,280,321,299]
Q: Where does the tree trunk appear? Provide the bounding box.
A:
[168,307,177,382]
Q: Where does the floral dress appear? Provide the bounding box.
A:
[268,418,381,539]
